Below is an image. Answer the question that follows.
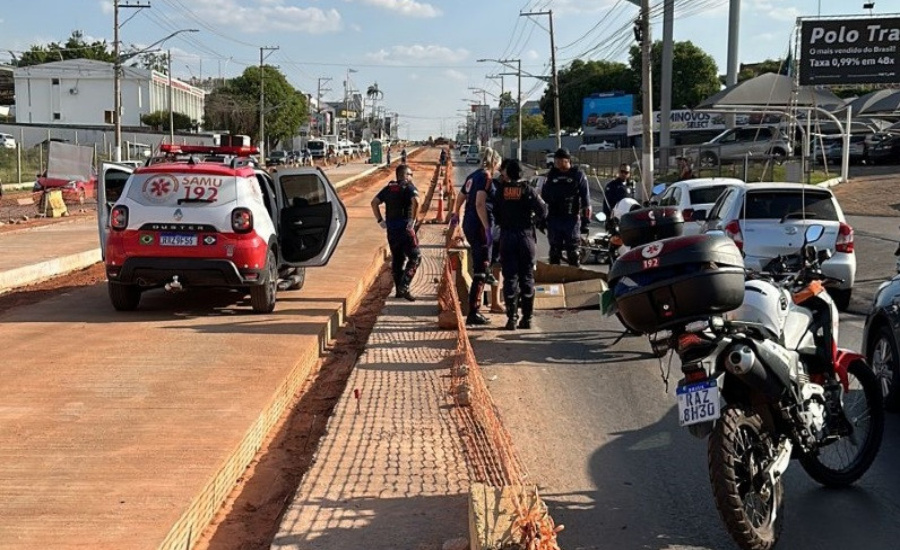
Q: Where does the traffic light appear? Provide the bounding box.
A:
[633,19,643,44]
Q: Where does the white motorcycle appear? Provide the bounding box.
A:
[608,225,884,550]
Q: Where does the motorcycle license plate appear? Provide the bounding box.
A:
[676,379,720,427]
[159,233,198,246]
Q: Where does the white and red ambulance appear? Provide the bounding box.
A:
[97,143,347,313]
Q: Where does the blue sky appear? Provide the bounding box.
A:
[0,0,879,139]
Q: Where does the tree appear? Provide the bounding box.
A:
[502,113,549,140]
[538,59,637,130]
[11,30,174,71]
[12,30,116,67]
[140,110,195,131]
[628,40,720,110]
[204,65,307,149]
[498,91,516,110]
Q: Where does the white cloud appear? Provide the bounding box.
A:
[364,44,469,65]
[749,0,801,22]
[187,0,342,34]
[443,69,466,81]
[409,73,420,81]
[525,49,541,61]
[356,0,441,18]
[767,7,801,22]
[350,23,363,32]
[99,1,112,15]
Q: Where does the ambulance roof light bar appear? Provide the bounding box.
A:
[159,143,260,156]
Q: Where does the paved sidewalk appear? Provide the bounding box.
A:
[0,160,379,293]
[272,225,472,550]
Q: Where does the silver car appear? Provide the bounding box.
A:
[700,182,856,310]
[690,126,793,168]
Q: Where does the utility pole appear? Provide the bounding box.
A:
[167,49,174,144]
[343,68,357,142]
[660,0,674,174]
[521,9,561,149]
[316,77,332,137]
[640,0,654,200]
[259,45,279,162]
[113,1,150,162]
[725,0,741,127]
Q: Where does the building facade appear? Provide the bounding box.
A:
[14,58,205,128]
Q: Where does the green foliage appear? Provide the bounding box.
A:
[628,40,720,110]
[204,65,308,149]
[502,113,549,140]
[498,91,516,110]
[539,59,637,129]
[140,110,195,131]
[737,59,786,82]
[11,30,115,67]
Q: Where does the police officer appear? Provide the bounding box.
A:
[451,147,501,325]
[603,163,635,230]
[494,159,547,330]
[540,148,591,266]
[371,164,420,301]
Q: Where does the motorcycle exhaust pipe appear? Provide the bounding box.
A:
[723,343,787,401]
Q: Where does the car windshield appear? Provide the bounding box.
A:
[743,190,838,221]
[270,151,286,158]
[688,185,727,204]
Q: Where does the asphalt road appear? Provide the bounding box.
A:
[453,158,900,550]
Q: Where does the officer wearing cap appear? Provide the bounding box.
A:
[371,163,420,301]
[540,148,591,266]
[494,158,547,330]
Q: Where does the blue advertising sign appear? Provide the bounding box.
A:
[501,106,517,123]
[582,92,635,127]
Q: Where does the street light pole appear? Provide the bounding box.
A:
[259,45,279,162]
[168,49,174,144]
[520,9,561,149]
[112,1,151,162]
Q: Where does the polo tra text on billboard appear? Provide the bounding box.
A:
[809,24,900,45]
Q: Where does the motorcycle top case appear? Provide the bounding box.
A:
[608,234,745,334]
[618,206,684,247]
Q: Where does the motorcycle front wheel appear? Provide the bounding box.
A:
[709,406,783,550]
[800,361,885,487]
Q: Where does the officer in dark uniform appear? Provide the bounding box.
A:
[540,148,591,266]
[494,159,547,330]
[451,147,501,325]
[371,164,420,301]
[603,163,635,222]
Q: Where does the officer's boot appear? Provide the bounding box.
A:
[518,294,534,329]
[504,295,519,330]
[566,247,581,267]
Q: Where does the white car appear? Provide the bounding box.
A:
[98,142,348,313]
[0,133,16,149]
[578,141,615,152]
[652,177,744,235]
[700,182,856,310]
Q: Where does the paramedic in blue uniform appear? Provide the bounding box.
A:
[540,148,591,266]
[451,147,502,326]
[371,164,420,301]
[494,159,547,330]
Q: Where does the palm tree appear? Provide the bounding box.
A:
[366,83,384,138]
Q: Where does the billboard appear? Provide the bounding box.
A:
[799,16,900,86]
[627,110,782,136]
[582,92,634,137]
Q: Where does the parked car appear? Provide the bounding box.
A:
[700,181,855,310]
[812,134,870,165]
[33,171,96,204]
[266,150,289,166]
[578,141,615,152]
[689,126,793,168]
[0,133,16,149]
[862,233,900,409]
[458,144,470,157]
[465,145,481,165]
[97,143,348,313]
[651,177,744,235]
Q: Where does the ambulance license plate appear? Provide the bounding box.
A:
[676,379,720,427]
[159,233,198,246]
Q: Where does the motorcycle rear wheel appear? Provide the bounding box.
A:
[709,406,783,550]
[799,362,884,487]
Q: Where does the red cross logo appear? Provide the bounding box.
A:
[642,242,663,259]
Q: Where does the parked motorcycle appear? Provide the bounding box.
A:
[578,213,613,265]
[607,225,884,550]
